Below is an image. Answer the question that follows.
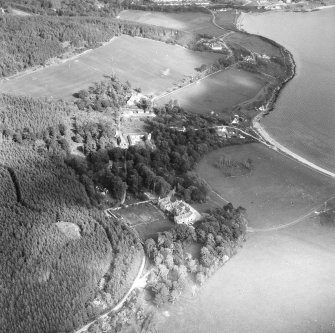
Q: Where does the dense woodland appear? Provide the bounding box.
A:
[69,97,249,205]
[0,101,141,332]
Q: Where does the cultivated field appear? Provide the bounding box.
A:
[196,143,335,228]
[118,203,174,240]
[0,36,222,99]
[119,10,227,36]
[156,68,266,116]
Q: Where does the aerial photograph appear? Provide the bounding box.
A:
[0,0,334,332]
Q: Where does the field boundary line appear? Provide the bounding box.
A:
[152,69,224,102]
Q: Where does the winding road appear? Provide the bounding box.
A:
[73,256,146,333]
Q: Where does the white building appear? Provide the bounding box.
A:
[215,125,229,138]
[158,190,201,225]
[210,42,223,51]
[127,132,151,146]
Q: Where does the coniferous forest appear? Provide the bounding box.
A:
[0,83,142,332]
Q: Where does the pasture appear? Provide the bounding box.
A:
[118,203,174,240]
[156,68,265,116]
[0,35,222,99]
[196,143,335,229]
[119,10,227,36]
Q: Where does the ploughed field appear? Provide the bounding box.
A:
[0,35,222,99]
[156,68,265,116]
[158,143,335,333]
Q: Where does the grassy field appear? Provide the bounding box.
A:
[119,10,227,37]
[118,203,174,240]
[156,68,266,116]
[196,143,335,228]
[0,35,222,99]
[156,143,335,333]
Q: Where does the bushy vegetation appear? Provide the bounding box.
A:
[0,15,191,77]
[74,75,132,112]
[214,155,254,177]
[144,203,247,306]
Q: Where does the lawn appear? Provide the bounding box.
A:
[156,68,266,116]
[196,143,335,229]
[119,10,227,37]
[0,35,222,99]
[118,203,175,240]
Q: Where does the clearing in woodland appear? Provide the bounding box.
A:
[0,35,222,99]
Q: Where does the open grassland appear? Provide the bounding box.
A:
[156,68,266,116]
[196,143,335,228]
[0,35,222,99]
[118,203,174,240]
[159,218,335,333]
[119,10,227,36]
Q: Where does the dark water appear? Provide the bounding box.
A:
[243,8,335,173]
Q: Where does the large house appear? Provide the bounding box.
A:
[158,190,201,225]
[127,132,151,146]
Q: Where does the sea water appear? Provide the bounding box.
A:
[242,7,335,173]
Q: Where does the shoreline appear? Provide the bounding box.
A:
[236,10,335,181]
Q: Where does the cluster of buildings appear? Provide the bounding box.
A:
[158,190,201,225]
